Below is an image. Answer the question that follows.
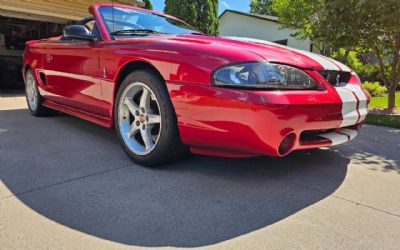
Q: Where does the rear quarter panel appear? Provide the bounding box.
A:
[23,41,44,86]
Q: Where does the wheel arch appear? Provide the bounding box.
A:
[114,60,165,98]
[22,64,32,82]
[24,64,32,72]
[112,60,174,129]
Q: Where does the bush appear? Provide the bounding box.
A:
[362,81,387,97]
[357,64,380,83]
[332,49,380,82]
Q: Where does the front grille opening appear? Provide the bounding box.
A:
[318,70,351,86]
[300,125,359,146]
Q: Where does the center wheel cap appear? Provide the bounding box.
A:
[139,114,146,123]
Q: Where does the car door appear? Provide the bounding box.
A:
[41,23,104,116]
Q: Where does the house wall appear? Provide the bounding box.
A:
[219,11,313,52]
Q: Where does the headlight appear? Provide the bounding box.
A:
[213,62,316,89]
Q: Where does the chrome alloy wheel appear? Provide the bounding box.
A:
[118,82,162,155]
[25,72,38,111]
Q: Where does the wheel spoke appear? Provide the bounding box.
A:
[127,122,140,138]
[147,114,161,125]
[124,98,139,116]
[119,83,162,155]
[139,88,150,111]
[140,127,154,150]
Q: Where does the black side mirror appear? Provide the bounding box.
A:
[63,25,96,41]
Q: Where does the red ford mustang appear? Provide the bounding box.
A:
[23,4,369,166]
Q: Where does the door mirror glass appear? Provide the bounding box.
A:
[63,25,96,41]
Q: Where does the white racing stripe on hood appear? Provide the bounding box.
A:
[292,50,340,71]
[321,55,352,72]
[225,37,351,71]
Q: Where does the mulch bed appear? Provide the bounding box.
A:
[369,107,400,117]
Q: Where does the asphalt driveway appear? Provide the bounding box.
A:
[0,92,399,249]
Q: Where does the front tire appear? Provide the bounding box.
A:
[114,70,187,166]
[25,69,56,116]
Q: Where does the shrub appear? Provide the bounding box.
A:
[357,64,380,83]
[332,49,380,82]
[362,81,387,97]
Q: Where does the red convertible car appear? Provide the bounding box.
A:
[23,4,369,166]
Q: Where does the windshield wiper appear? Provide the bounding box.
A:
[111,29,163,36]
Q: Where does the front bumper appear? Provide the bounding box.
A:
[167,79,369,158]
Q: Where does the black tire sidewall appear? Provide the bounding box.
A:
[114,69,186,166]
[25,69,56,116]
[25,69,40,114]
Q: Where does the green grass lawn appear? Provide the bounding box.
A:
[369,91,400,108]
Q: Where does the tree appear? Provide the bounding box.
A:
[272,0,400,111]
[319,0,400,111]
[164,0,219,35]
[272,0,327,54]
[250,0,277,16]
[143,0,153,10]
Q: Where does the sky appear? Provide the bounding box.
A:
[151,0,250,15]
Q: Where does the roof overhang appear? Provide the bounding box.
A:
[219,9,279,23]
[0,8,80,23]
[0,0,145,23]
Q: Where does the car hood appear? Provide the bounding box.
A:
[116,34,351,72]
[219,36,351,72]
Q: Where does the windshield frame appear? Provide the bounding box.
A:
[97,5,200,39]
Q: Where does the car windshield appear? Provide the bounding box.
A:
[98,6,199,36]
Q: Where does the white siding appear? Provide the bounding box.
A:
[219,12,313,52]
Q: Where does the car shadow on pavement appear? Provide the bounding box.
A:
[0,109,350,247]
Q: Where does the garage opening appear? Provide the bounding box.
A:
[0,16,64,88]
[0,0,144,91]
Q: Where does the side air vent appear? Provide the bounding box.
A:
[39,72,47,84]
[318,70,351,86]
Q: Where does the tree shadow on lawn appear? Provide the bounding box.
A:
[1,109,350,247]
